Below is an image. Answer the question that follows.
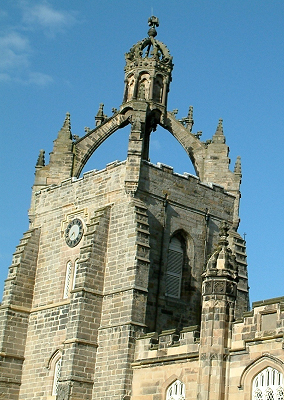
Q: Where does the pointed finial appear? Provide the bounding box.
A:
[234,156,242,175]
[95,103,105,127]
[186,106,194,131]
[57,112,72,140]
[148,16,159,37]
[63,112,71,130]
[180,106,194,131]
[212,118,225,143]
[36,149,45,167]
[216,118,223,133]
[205,221,237,272]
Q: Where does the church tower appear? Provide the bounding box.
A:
[0,17,248,400]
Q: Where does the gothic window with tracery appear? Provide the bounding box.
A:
[277,388,284,400]
[252,367,283,400]
[52,357,62,396]
[166,379,185,400]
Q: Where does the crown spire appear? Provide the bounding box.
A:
[123,16,173,118]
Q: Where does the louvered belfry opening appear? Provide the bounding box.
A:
[166,236,185,299]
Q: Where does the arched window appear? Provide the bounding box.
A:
[166,236,184,299]
[126,75,135,101]
[52,357,62,396]
[252,368,283,400]
[166,379,185,400]
[137,73,150,100]
[153,75,163,102]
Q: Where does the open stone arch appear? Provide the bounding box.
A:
[162,111,205,178]
[72,108,205,179]
[73,112,130,177]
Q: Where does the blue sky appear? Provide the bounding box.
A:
[0,0,284,305]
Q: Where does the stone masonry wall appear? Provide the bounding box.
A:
[138,161,237,332]
[19,162,129,399]
[131,298,284,400]
[131,328,200,400]
[4,158,245,399]
[228,298,284,400]
[92,199,150,400]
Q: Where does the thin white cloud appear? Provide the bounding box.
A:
[21,1,77,37]
[0,1,77,86]
[24,71,54,86]
[0,31,30,70]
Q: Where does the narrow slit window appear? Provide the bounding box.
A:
[52,357,62,396]
[63,261,72,299]
[72,259,79,290]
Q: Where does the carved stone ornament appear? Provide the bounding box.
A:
[56,382,71,400]
[213,280,226,294]
[203,280,213,295]
[210,353,219,360]
[226,281,236,295]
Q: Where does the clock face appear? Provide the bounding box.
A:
[65,218,84,247]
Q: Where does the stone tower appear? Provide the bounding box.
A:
[0,17,248,400]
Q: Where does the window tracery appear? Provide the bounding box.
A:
[52,357,62,396]
[166,379,185,400]
[252,367,283,400]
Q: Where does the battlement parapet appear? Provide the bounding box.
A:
[231,298,284,351]
[134,326,200,362]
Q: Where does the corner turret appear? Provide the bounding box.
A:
[198,222,239,400]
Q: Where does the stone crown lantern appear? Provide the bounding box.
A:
[122,16,173,120]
